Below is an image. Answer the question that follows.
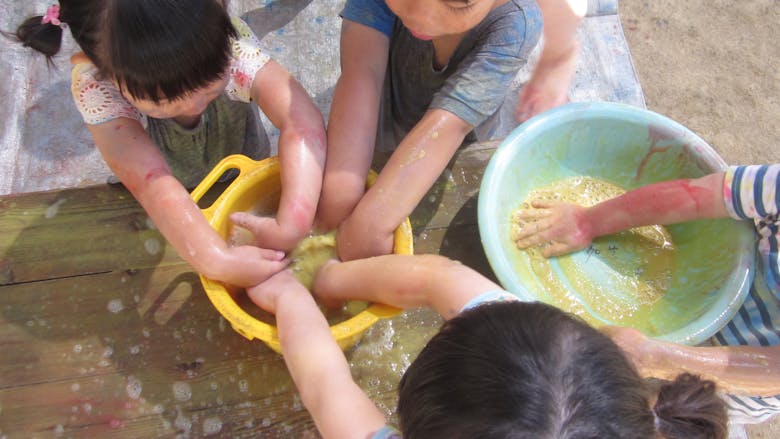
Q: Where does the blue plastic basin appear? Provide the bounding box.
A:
[478,102,755,345]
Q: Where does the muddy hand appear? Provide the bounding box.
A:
[513,200,592,257]
[213,244,289,288]
[246,268,301,314]
[230,211,302,252]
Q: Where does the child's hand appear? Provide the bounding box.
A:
[513,200,593,257]
[335,214,394,261]
[230,211,309,252]
[246,268,302,314]
[208,244,289,288]
[515,45,578,122]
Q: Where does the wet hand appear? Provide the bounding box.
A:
[246,269,302,314]
[515,47,577,122]
[513,200,593,257]
[230,211,308,252]
[208,244,290,288]
[336,214,393,261]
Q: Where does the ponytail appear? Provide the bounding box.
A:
[653,373,728,439]
[11,15,64,64]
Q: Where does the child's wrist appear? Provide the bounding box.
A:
[311,259,338,298]
[579,206,601,240]
[195,242,232,280]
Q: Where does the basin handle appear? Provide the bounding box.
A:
[190,154,263,216]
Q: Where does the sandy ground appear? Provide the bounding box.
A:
[619,1,780,436]
[619,0,779,165]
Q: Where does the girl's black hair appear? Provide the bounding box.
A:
[11,0,237,102]
[397,301,727,439]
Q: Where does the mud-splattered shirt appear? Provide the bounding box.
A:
[341,0,542,148]
[715,164,780,423]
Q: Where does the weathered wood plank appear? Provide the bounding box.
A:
[0,141,500,437]
[0,185,178,285]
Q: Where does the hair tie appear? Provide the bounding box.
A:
[41,4,63,27]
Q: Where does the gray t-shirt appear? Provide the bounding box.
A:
[343,0,542,149]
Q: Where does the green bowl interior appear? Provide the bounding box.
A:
[478,102,755,345]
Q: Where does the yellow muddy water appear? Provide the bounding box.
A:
[510,176,678,330]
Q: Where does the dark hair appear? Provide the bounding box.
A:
[11,0,236,102]
[397,301,727,439]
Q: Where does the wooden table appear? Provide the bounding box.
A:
[0,141,500,438]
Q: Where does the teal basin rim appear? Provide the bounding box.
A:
[477,102,755,345]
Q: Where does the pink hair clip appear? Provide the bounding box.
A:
[41,4,62,27]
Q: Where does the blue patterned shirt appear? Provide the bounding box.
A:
[714,164,780,423]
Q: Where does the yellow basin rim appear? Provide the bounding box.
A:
[192,155,412,353]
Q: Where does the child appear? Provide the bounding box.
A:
[14,1,327,287]
[247,254,727,438]
[316,0,587,260]
[513,164,780,424]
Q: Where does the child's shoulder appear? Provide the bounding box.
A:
[225,16,270,102]
[477,0,542,42]
[69,54,143,126]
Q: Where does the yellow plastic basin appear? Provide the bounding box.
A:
[191,154,414,352]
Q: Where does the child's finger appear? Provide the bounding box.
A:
[255,247,288,262]
[230,211,272,232]
[529,199,559,209]
[542,241,573,258]
[515,229,548,249]
[514,208,551,221]
[513,218,550,240]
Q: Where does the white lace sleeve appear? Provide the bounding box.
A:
[70,62,144,125]
[226,16,271,103]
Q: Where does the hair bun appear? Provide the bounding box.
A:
[653,373,728,439]
[12,15,64,61]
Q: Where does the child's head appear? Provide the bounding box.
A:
[385,0,503,41]
[397,301,727,439]
[14,1,236,114]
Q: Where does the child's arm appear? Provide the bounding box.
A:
[515,0,586,121]
[230,60,327,251]
[317,20,390,231]
[247,271,387,439]
[603,326,780,396]
[337,109,473,260]
[514,172,728,257]
[86,120,289,287]
[314,254,503,320]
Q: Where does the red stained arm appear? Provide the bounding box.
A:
[87,119,288,287]
[586,172,729,238]
[249,60,327,250]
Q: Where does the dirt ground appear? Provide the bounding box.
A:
[619,1,780,436]
[619,0,779,165]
